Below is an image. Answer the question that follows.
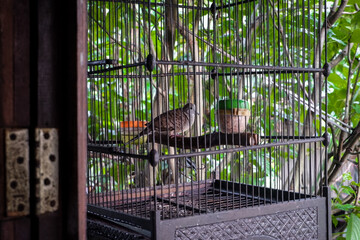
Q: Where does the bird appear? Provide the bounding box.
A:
[124,103,198,145]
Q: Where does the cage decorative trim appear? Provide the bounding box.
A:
[174,207,319,239]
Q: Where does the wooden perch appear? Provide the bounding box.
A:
[147,132,258,149]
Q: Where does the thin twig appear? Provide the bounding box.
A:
[355,152,360,205]
[328,121,360,183]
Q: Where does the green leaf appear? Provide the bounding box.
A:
[330,36,347,46]
[350,29,360,43]
[351,181,360,187]
[331,185,340,195]
[334,203,355,211]
[342,186,356,195]
[352,12,360,30]
[347,213,360,240]
[332,215,339,227]
[348,0,360,5]
[353,105,360,114]
[343,172,353,181]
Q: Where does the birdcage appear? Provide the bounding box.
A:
[86,0,331,239]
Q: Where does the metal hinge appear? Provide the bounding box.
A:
[5,129,30,217]
[5,128,59,216]
[35,128,59,215]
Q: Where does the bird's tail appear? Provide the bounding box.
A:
[123,127,149,146]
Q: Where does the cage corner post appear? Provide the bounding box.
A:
[322,185,332,239]
[151,210,162,240]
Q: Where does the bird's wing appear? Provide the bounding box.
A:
[174,109,190,132]
[151,109,178,133]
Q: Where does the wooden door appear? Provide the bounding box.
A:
[0,0,87,239]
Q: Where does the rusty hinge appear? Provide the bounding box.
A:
[5,129,30,217]
[35,128,59,215]
[5,128,59,216]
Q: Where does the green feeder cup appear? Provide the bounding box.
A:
[216,99,250,133]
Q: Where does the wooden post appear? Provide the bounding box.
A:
[0,0,87,239]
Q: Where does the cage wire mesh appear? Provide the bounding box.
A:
[87,0,328,221]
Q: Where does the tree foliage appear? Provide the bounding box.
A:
[87,0,360,236]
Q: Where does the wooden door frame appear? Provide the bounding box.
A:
[0,0,87,239]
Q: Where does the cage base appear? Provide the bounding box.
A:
[88,180,328,239]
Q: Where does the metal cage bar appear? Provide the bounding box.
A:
[86,0,329,238]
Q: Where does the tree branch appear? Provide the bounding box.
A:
[330,123,338,154]
[315,0,349,66]
[148,132,259,149]
[328,121,360,183]
[329,43,354,69]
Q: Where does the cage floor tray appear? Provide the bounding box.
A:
[87,180,306,220]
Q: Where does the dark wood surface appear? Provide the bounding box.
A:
[0,218,31,240]
[0,129,5,219]
[0,0,14,126]
[0,0,32,238]
[0,0,87,239]
[13,0,30,126]
[57,0,88,239]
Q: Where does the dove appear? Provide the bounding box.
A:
[124,103,198,145]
